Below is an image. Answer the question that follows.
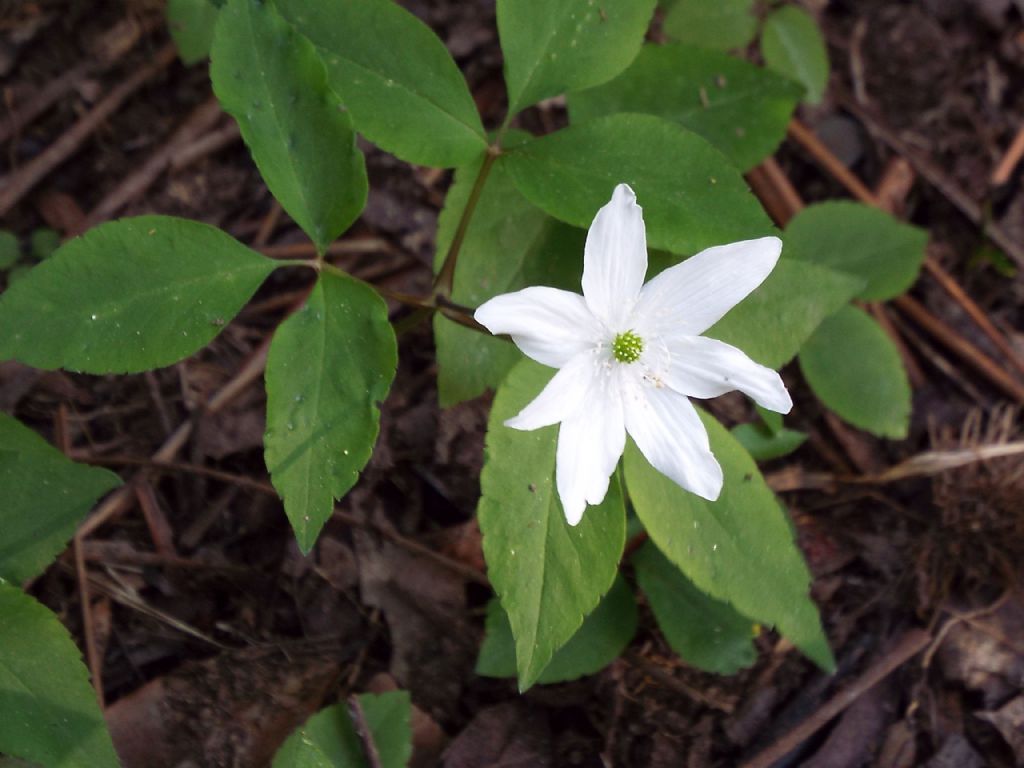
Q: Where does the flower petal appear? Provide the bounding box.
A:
[635,236,782,337]
[505,352,602,431]
[662,335,792,413]
[623,377,723,501]
[475,286,602,368]
[555,376,626,525]
[582,183,648,329]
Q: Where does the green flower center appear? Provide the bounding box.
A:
[612,330,644,364]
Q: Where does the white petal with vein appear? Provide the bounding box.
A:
[581,183,648,329]
[555,372,625,525]
[636,236,781,337]
[505,352,600,431]
[662,335,793,413]
[623,379,723,501]
[475,286,602,368]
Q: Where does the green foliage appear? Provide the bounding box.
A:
[167,0,219,65]
[757,405,784,433]
[5,265,31,285]
[732,406,807,462]
[569,43,803,172]
[264,270,397,553]
[433,156,584,406]
[761,5,829,104]
[783,203,921,438]
[476,575,637,684]
[273,692,411,768]
[211,0,367,252]
[0,216,276,373]
[633,542,756,674]
[799,305,911,439]
[277,0,487,168]
[624,411,833,671]
[970,243,1017,277]
[29,229,61,261]
[479,359,626,690]
[662,0,757,51]
[0,232,18,270]
[0,415,121,584]
[0,583,120,767]
[0,3,871,735]
[707,258,865,369]
[783,201,929,301]
[498,0,656,116]
[731,422,807,461]
[503,114,774,256]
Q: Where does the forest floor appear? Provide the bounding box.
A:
[2,0,1024,766]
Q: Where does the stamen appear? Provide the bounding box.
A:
[612,330,644,364]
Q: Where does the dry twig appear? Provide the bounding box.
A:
[170,121,242,170]
[892,295,1024,402]
[766,440,1024,492]
[741,629,931,768]
[83,96,224,228]
[0,43,177,216]
[0,16,159,145]
[0,62,91,146]
[348,695,384,768]
[991,122,1024,187]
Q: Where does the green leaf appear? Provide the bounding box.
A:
[0,583,120,767]
[498,0,656,116]
[503,114,774,255]
[706,258,865,369]
[970,242,1017,278]
[761,5,829,104]
[433,156,584,406]
[0,415,121,584]
[29,229,61,261]
[624,411,833,671]
[277,0,486,168]
[211,0,366,251]
[272,692,411,768]
[568,44,802,172]
[6,265,30,285]
[167,0,219,65]
[756,404,784,434]
[275,739,333,768]
[799,305,911,439]
[0,216,275,374]
[479,359,626,690]
[476,574,637,684]
[783,202,929,301]
[633,542,756,674]
[731,423,807,461]
[0,232,19,270]
[662,0,757,51]
[265,270,397,553]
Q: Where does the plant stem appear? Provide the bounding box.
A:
[433,143,501,298]
[298,140,506,340]
[436,295,488,332]
[318,257,486,336]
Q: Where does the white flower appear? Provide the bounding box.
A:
[475,184,791,526]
